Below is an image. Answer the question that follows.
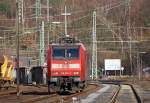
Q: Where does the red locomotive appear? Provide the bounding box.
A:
[47,37,86,93]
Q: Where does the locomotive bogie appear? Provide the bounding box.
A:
[48,76,85,92]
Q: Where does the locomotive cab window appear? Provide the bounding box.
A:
[52,48,65,59]
[66,48,79,59]
[52,47,79,59]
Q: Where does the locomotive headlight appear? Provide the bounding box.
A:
[51,77,58,82]
[52,72,58,75]
[73,72,79,75]
[74,77,81,82]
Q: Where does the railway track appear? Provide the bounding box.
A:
[0,85,46,98]
[0,81,144,103]
[50,84,99,103]
[110,84,142,103]
[0,86,17,99]
[21,94,57,103]
[22,84,100,103]
[0,90,16,99]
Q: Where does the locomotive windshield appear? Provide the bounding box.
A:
[52,47,79,59]
[66,48,79,59]
[53,48,65,59]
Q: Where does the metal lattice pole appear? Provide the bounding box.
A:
[47,0,50,45]
[39,21,45,66]
[47,0,50,46]
[126,0,132,75]
[16,0,23,97]
[62,6,71,37]
[36,0,41,24]
[36,0,45,66]
[91,11,97,80]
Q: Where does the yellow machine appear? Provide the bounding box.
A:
[0,55,14,87]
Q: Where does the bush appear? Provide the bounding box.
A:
[0,0,11,15]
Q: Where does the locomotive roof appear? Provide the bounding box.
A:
[50,36,86,50]
[51,36,80,43]
[51,43,86,51]
[51,43,82,45]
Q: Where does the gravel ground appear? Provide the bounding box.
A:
[0,85,49,103]
[77,84,118,103]
[0,84,100,103]
[134,80,150,103]
[115,85,137,103]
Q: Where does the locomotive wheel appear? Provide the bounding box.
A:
[48,81,53,94]
[48,83,59,94]
[53,84,59,92]
[67,83,72,91]
[48,84,51,94]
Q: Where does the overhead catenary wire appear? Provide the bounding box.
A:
[0,0,149,62]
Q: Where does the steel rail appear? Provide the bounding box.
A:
[128,84,143,103]
[109,84,121,103]
[110,84,143,103]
